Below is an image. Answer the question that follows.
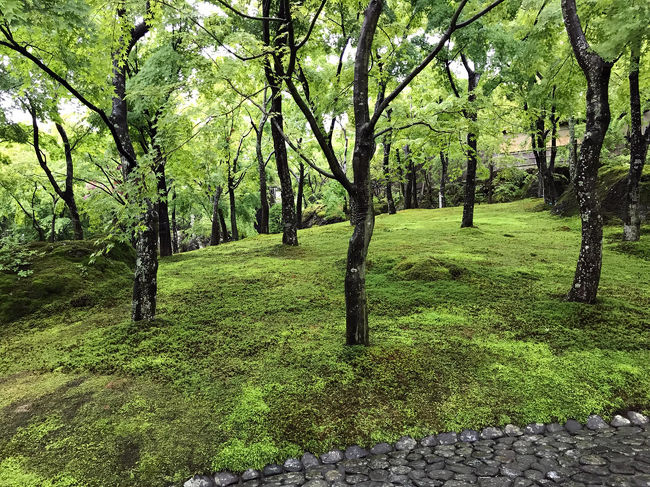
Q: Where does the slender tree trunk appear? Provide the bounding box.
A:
[403,147,413,209]
[263,0,298,246]
[228,180,239,241]
[219,208,230,242]
[461,61,479,228]
[396,149,406,205]
[562,0,614,303]
[439,151,447,208]
[410,159,418,208]
[155,162,173,257]
[171,190,179,253]
[210,186,222,246]
[383,136,396,214]
[296,162,305,228]
[50,195,57,242]
[623,39,647,241]
[487,162,495,204]
[256,120,270,234]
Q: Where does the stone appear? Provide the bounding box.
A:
[371,443,393,455]
[346,445,369,459]
[427,469,454,481]
[263,464,284,477]
[565,419,583,434]
[504,424,523,437]
[460,429,479,442]
[481,427,504,440]
[241,469,260,481]
[213,472,238,487]
[324,470,344,482]
[283,458,303,472]
[421,435,438,447]
[369,469,390,482]
[395,436,417,451]
[346,474,370,484]
[301,453,320,469]
[586,415,610,430]
[627,411,649,426]
[478,477,513,487]
[524,423,545,435]
[320,450,344,464]
[579,455,607,466]
[436,432,458,445]
[184,475,214,487]
[611,415,631,427]
[302,480,328,487]
[546,423,564,434]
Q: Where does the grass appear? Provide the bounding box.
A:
[1,199,649,487]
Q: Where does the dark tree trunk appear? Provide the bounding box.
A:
[568,116,578,185]
[439,151,447,208]
[623,39,648,241]
[155,161,173,257]
[255,114,270,234]
[296,162,305,228]
[171,190,179,253]
[410,159,418,208]
[461,56,479,228]
[562,0,614,303]
[403,147,413,209]
[396,149,406,204]
[228,179,239,241]
[487,163,495,204]
[219,208,230,242]
[210,186,222,246]
[263,0,298,246]
[382,135,396,214]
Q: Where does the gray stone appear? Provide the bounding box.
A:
[370,443,393,455]
[346,474,370,484]
[345,445,369,459]
[627,411,649,426]
[504,424,523,437]
[478,477,512,487]
[436,432,458,445]
[481,427,504,440]
[263,464,284,477]
[524,423,545,435]
[302,480,328,487]
[460,429,479,442]
[427,469,454,481]
[369,469,390,482]
[565,419,583,434]
[283,458,303,472]
[421,435,438,447]
[395,436,417,451]
[586,415,610,430]
[324,470,344,482]
[320,450,344,464]
[610,415,631,427]
[241,469,260,481]
[301,453,320,469]
[184,475,214,487]
[579,454,607,466]
[213,472,238,487]
[546,423,564,434]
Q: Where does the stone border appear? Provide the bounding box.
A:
[182,411,649,487]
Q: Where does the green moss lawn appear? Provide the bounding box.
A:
[1,199,649,486]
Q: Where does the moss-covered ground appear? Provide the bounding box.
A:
[1,199,649,487]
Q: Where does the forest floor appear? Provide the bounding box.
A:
[1,199,649,487]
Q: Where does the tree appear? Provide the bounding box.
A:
[561,0,614,303]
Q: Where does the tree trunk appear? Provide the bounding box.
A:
[487,162,495,204]
[623,40,647,241]
[439,151,447,208]
[461,59,479,228]
[219,208,230,242]
[132,201,158,321]
[155,161,173,257]
[410,159,418,208]
[228,179,239,241]
[67,195,83,240]
[403,146,413,209]
[263,0,298,246]
[210,186,222,246]
[568,116,578,185]
[296,162,305,228]
[256,120,270,234]
[171,190,179,253]
[562,0,613,303]
[396,149,406,205]
[382,135,396,214]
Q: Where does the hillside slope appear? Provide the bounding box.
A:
[1,200,649,487]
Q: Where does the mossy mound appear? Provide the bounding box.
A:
[393,254,464,281]
[0,240,134,324]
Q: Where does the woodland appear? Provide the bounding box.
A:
[0,0,649,486]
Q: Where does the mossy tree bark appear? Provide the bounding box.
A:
[623,39,649,242]
[562,0,614,303]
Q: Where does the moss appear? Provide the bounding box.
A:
[0,199,649,486]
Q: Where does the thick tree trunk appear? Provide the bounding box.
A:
[296,162,305,228]
[562,0,613,303]
[382,136,396,214]
[155,162,173,257]
[461,60,479,228]
[132,201,158,321]
[171,190,179,253]
[210,186,222,246]
[623,40,647,241]
[68,197,83,240]
[439,151,447,208]
[228,180,239,241]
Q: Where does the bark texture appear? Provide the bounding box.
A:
[210,186,223,246]
[459,56,480,228]
[562,0,613,303]
[382,136,396,214]
[439,151,448,208]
